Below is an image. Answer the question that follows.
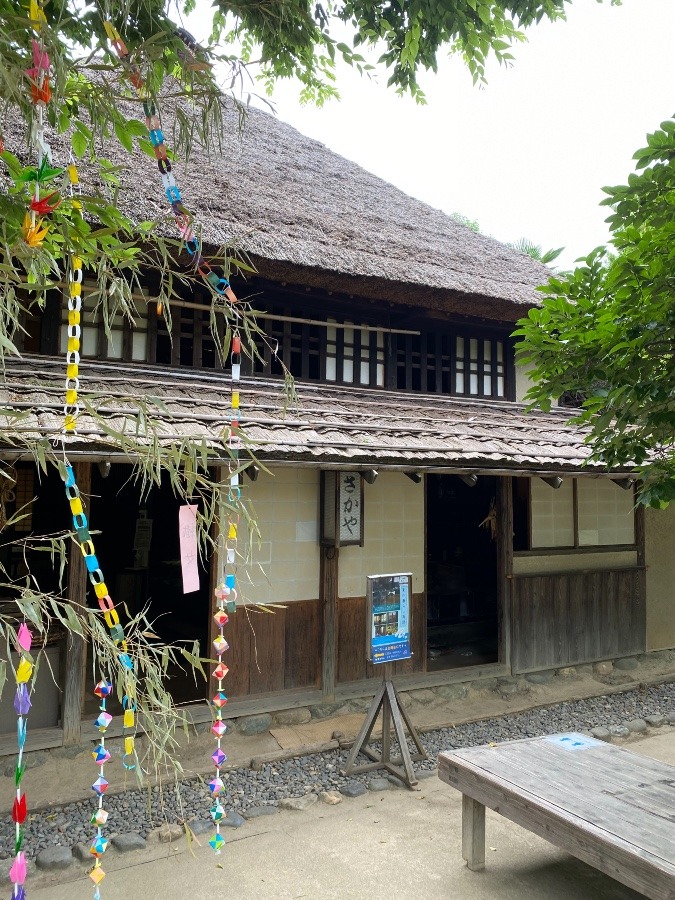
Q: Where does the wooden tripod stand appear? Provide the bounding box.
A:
[341,663,428,789]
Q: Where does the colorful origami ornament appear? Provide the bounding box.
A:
[90,835,109,858]
[17,624,32,652]
[95,711,113,731]
[14,685,31,716]
[210,803,225,822]
[211,747,227,767]
[30,191,61,214]
[9,851,27,885]
[92,776,109,796]
[92,745,111,765]
[21,211,49,247]
[91,808,109,827]
[12,794,27,824]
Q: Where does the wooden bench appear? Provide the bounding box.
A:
[438,733,675,900]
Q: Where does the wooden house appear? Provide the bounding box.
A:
[1,97,673,750]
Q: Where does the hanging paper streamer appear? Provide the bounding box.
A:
[10,623,32,900]
[178,504,200,594]
[60,463,137,893]
[103,21,238,307]
[90,679,112,895]
[9,7,50,896]
[103,17,243,856]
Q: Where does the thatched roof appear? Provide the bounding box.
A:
[1,82,551,322]
[0,357,623,474]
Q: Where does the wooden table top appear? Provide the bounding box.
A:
[439,733,675,874]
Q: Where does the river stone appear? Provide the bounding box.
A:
[434,684,468,701]
[590,727,612,742]
[339,781,367,798]
[237,713,272,736]
[645,714,666,728]
[157,824,183,843]
[666,711,675,725]
[72,842,91,862]
[411,689,437,705]
[279,794,318,811]
[222,812,246,828]
[35,845,74,871]
[609,724,630,738]
[112,832,147,852]
[188,819,213,836]
[525,671,554,685]
[556,667,577,678]
[319,791,343,805]
[615,657,639,671]
[594,661,614,676]
[273,708,311,727]
[309,703,346,720]
[498,681,519,696]
[243,806,279,819]
[367,777,391,792]
[626,718,647,733]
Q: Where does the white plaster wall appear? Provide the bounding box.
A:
[645,505,675,650]
[338,471,425,598]
[515,359,535,404]
[234,467,321,605]
[512,551,637,576]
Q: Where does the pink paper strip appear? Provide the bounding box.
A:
[179,504,200,594]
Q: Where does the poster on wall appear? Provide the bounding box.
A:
[366,573,412,664]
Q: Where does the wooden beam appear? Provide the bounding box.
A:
[321,546,339,701]
[61,461,90,746]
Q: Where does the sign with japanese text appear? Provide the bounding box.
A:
[367,573,412,664]
[320,471,365,547]
[338,472,362,544]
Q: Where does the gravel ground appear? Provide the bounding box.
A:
[2,681,674,859]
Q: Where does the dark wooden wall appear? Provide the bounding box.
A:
[336,593,426,683]
[225,599,322,697]
[511,567,646,673]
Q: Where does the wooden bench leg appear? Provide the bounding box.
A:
[462,795,485,872]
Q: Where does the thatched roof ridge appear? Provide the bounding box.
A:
[2,83,550,320]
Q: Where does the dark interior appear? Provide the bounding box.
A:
[88,463,210,704]
[426,474,499,671]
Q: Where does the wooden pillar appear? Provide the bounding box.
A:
[321,546,339,701]
[462,795,486,871]
[62,461,90,746]
[497,476,513,673]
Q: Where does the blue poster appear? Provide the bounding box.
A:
[369,574,412,664]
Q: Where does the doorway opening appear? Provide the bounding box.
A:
[88,463,210,705]
[426,474,499,671]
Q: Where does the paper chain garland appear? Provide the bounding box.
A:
[208,331,241,851]
[8,6,49,898]
[20,8,137,892]
[9,624,33,900]
[103,21,238,307]
[103,19,242,855]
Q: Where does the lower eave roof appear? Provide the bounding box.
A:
[0,357,615,474]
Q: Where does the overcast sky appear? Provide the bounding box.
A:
[188,0,675,268]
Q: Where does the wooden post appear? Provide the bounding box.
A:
[61,461,90,746]
[462,795,486,872]
[497,476,513,672]
[321,546,338,701]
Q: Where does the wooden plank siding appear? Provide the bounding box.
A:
[511,567,646,673]
[336,594,426,683]
[226,599,323,698]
